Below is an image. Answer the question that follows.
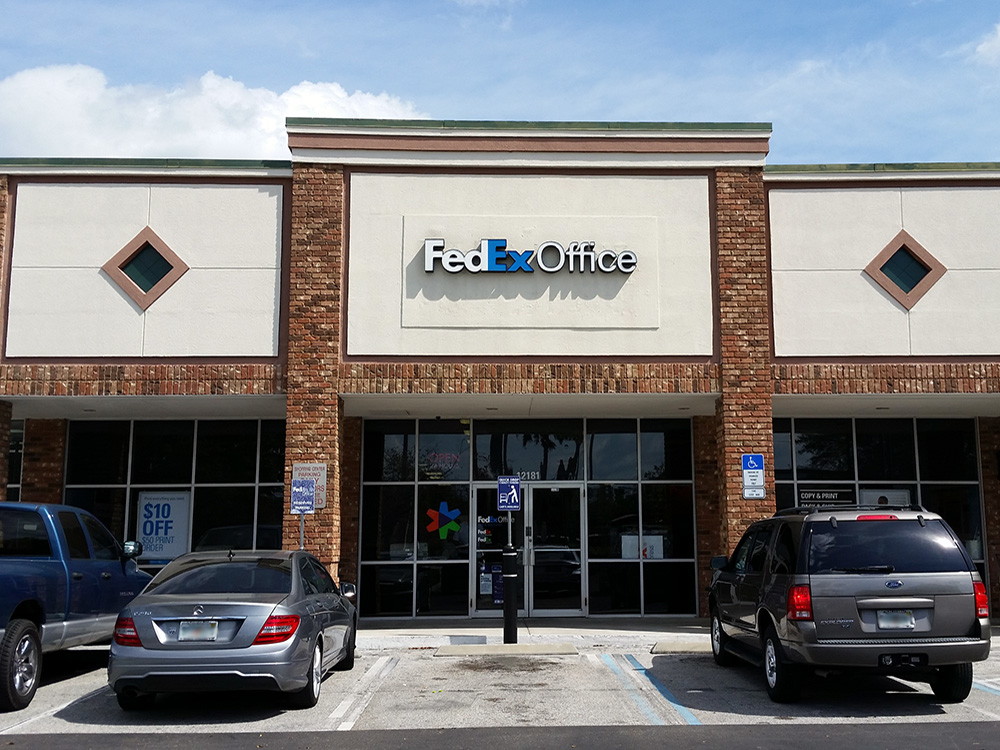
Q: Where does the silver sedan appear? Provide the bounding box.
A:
[108,549,357,710]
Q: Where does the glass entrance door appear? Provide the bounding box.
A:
[472,484,584,616]
[527,486,584,615]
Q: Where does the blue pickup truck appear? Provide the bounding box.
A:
[0,502,151,711]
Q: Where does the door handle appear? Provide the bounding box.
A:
[101,572,112,580]
[71,571,83,580]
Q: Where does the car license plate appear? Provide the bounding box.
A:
[178,620,219,641]
[877,609,915,630]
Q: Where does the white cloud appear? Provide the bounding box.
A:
[0,65,427,159]
[974,23,1000,65]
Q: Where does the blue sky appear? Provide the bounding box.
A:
[2,0,1000,163]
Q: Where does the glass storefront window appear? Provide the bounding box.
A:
[917,419,978,481]
[643,561,697,614]
[417,485,470,560]
[256,485,284,549]
[195,420,258,483]
[587,484,638,559]
[360,485,415,561]
[640,419,693,481]
[921,484,983,559]
[364,420,415,482]
[191,486,256,550]
[416,563,469,616]
[473,419,583,481]
[259,421,286,484]
[360,565,413,617]
[794,418,854,481]
[588,420,637,481]
[65,421,131,485]
[772,418,793,481]
[418,420,470,482]
[131,421,194,484]
[65,487,127,539]
[855,419,916,481]
[589,562,640,614]
[642,485,694,559]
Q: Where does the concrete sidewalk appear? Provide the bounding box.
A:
[355,617,712,656]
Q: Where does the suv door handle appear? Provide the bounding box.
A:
[71,572,83,580]
[101,572,112,580]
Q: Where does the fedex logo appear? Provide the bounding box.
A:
[423,238,637,274]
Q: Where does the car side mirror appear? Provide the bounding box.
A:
[710,555,728,571]
[341,582,357,600]
[122,540,144,559]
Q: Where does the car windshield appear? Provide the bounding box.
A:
[145,559,292,595]
[807,518,969,574]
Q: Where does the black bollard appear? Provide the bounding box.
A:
[502,543,518,643]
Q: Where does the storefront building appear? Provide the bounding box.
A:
[1,121,998,619]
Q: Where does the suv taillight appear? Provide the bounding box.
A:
[787,584,813,621]
[974,581,989,618]
[113,616,142,647]
[253,615,300,644]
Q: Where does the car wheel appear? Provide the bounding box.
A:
[762,625,800,703]
[334,622,356,672]
[0,619,42,711]
[116,689,156,711]
[289,642,323,709]
[930,663,973,703]
[710,608,735,667]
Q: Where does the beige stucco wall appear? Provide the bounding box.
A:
[7,183,283,357]
[346,173,714,357]
[770,186,1000,356]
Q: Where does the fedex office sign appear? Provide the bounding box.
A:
[423,238,637,275]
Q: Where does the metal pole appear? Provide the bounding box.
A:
[299,514,305,550]
[503,509,517,644]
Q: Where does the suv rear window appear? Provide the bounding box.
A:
[807,518,969,574]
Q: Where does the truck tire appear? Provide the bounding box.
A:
[762,625,801,703]
[710,607,735,667]
[0,619,42,711]
[930,663,973,703]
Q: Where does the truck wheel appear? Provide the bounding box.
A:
[710,607,735,667]
[762,625,800,703]
[930,663,973,703]
[0,619,42,711]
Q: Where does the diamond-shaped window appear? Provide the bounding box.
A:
[863,230,945,310]
[102,226,189,311]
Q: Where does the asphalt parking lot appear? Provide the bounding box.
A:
[4,619,1000,734]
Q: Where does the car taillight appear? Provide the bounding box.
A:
[974,582,990,618]
[113,616,143,647]
[253,615,300,644]
[787,584,813,621]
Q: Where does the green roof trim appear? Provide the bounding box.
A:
[286,117,772,133]
[766,162,1000,175]
[0,157,292,169]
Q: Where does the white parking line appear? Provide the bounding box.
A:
[0,686,107,734]
[326,655,398,731]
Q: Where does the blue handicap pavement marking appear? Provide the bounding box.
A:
[623,654,702,726]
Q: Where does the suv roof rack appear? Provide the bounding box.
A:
[774,502,927,517]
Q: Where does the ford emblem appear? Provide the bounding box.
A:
[885,580,904,590]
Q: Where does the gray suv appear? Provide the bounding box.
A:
[709,504,991,703]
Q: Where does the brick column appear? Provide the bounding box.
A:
[22,419,67,503]
[714,167,775,553]
[285,164,345,576]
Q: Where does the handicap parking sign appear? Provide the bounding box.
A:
[497,476,521,511]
